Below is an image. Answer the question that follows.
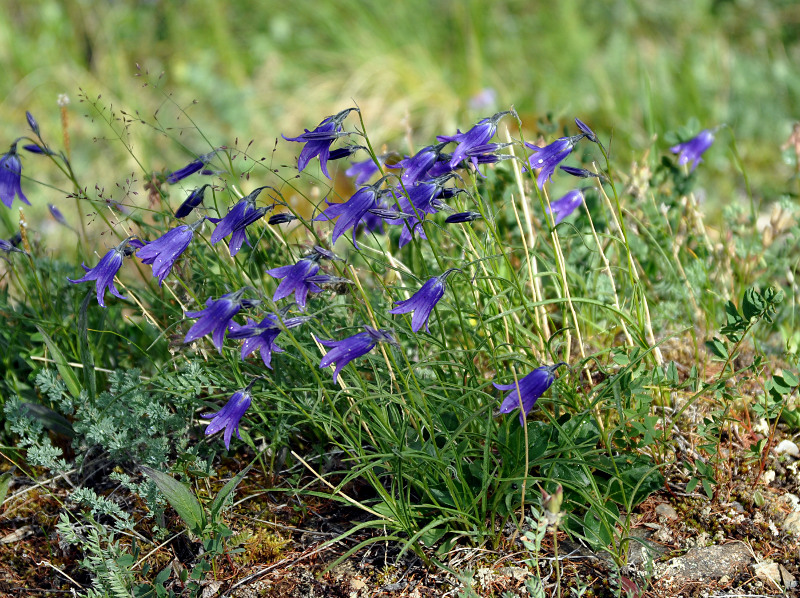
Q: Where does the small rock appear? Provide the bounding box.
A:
[762,470,776,485]
[753,418,770,436]
[655,503,678,520]
[782,492,800,511]
[754,561,797,590]
[783,511,800,535]
[729,501,745,513]
[775,439,800,458]
[657,543,752,582]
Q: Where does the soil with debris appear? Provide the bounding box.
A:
[1,429,799,597]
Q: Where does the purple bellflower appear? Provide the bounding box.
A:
[389,269,459,332]
[346,154,386,185]
[442,111,509,170]
[175,184,210,219]
[229,314,311,368]
[445,211,483,223]
[68,238,134,307]
[0,142,30,208]
[48,204,70,228]
[390,143,449,185]
[202,384,254,449]
[313,181,383,248]
[136,218,205,285]
[547,189,585,225]
[26,111,40,136]
[266,255,322,310]
[495,363,566,426]
[166,150,220,184]
[670,129,715,172]
[268,212,298,225]
[184,288,260,352]
[560,165,604,180]
[209,186,272,256]
[282,108,357,178]
[0,237,26,255]
[317,326,397,383]
[525,137,577,188]
[574,118,598,143]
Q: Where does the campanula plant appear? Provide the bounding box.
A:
[0,142,30,208]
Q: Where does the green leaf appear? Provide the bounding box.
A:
[36,326,82,400]
[705,337,728,360]
[742,288,764,321]
[140,466,204,535]
[0,472,13,507]
[209,465,251,523]
[78,292,97,400]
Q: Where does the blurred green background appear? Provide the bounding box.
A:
[1,0,798,227]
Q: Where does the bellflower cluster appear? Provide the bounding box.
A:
[670,129,715,171]
[282,108,357,178]
[389,269,459,332]
[67,238,134,307]
[0,142,30,208]
[317,326,397,383]
[135,218,205,285]
[202,384,254,450]
[495,363,566,426]
[183,288,260,352]
[209,186,272,256]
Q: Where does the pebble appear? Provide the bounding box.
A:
[783,511,800,535]
[775,439,800,458]
[655,503,678,520]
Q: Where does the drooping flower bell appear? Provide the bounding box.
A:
[202,383,256,449]
[0,142,30,208]
[135,218,205,285]
[67,237,134,307]
[670,129,715,172]
[282,108,357,178]
[175,184,210,219]
[495,363,566,426]
[183,288,260,352]
[166,149,221,184]
[388,269,459,332]
[317,326,397,383]
[209,186,272,256]
[547,189,585,225]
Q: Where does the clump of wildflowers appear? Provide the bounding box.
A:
[670,129,715,171]
[495,363,566,426]
[0,142,30,208]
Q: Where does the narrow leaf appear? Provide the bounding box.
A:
[36,326,82,400]
[78,292,97,400]
[0,472,13,507]
[140,466,204,535]
[209,464,251,523]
